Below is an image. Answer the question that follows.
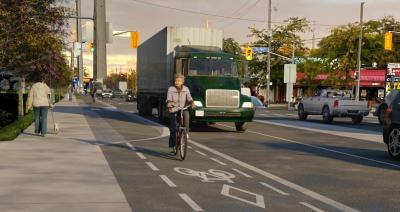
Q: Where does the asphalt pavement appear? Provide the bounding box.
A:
[81,96,400,212]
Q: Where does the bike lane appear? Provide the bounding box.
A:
[83,98,358,211]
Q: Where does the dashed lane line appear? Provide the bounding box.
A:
[210,158,227,166]
[195,150,208,157]
[136,152,147,160]
[231,168,253,178]
[188,146,193,149]
[145,162,159,171]
[300,202,325,212]
[126,142,136,150]
[260,182,289,196]
[102,103,356,212]
[159,175,177,188]
[189,139,359,212]
[178,193,204,211]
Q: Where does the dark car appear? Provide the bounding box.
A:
[113,89,123,98]
[375,90,400,124]
[125,90,136,102]
[382,90,400,160]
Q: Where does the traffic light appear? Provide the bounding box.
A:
[130,31,139,48]
[385,32,393,51]
[245,47,253,60]
[87,42,95,52]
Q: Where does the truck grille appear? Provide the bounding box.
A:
[206,89,240,108]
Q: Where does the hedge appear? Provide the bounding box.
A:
[0,111,34,141]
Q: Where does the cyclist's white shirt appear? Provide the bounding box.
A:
[167,85,193,113]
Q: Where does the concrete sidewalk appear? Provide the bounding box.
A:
[0,96,131,212]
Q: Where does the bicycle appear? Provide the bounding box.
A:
[173,105,190,160]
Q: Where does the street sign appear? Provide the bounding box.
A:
[252,47,269,54]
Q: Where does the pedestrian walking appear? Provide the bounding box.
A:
[27,78,52,136]
[68,84,73,101]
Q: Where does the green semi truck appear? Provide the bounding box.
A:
[137,26,255,131]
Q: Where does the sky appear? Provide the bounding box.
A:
[65,0,400,77]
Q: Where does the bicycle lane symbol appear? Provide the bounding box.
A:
[174,167,235,183]
[174,167,266,209]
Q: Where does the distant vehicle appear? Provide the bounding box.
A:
[101,89,113,98]
[298,89,369,124]
[113,89,123,98]
[251,96,266,109]
[374,90,400,124]
[125,90,136,102]
[382,90,400,160]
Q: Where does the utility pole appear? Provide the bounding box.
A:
[266,0,272,104]
[311,21,316,50]
[356,2,365,101]
[76,0,83,91]
[292,34,295,64]
[94,0,107,85]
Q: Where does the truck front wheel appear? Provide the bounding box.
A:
[235,122,248,132]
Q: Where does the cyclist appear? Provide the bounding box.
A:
[167,74,196,153]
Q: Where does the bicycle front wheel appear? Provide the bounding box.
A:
[179,130,188,160]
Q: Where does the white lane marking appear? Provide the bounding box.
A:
[145,162,159,171]
[245,126,400,170]
[300,202,325,212]
[159,175,176,188]
[195,150,207,157]
[189,139,359,212]
[178,193,204,211]
[219,122,399,169]
[255,119,382,143]
[188,146,193,149]
[136,152,146,160]
[210,158,227,166]
[221,184,265,209]
[231,168,253,178]
[125,142,136,150]
[117,112,357,212]
[260,182,289,196]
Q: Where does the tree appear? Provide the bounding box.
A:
[0,0,71,116]
[223,38,246,78]
[127,68,137,93]
[316,16,400,88]
[248,17,310,88]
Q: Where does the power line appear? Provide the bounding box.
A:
[130,0,285,24]
[130,0,351,28]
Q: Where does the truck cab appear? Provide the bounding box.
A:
[172,46,255,131]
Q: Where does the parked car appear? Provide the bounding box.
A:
[251,96,266,109]
[101,89,113,98]
[382,90,400,160]
[374,90,400,124]
[125,90,136,102]
[298,89,369,124]
[113,89,123,98]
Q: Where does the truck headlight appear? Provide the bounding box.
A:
[194,101,203,107]
[242,102,254,108]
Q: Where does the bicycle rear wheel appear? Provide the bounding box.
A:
[179,130,188,160]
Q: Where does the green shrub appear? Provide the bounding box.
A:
[0,109,13,128]
[0,112,34,141]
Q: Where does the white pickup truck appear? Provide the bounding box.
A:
[297,90,369,124]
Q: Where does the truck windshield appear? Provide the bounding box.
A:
[188,59,237,76]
